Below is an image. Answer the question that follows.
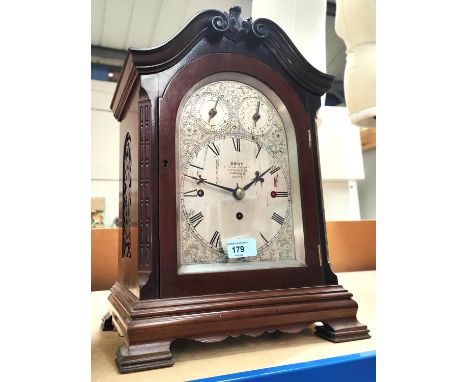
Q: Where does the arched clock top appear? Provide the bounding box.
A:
[111,5,333,119]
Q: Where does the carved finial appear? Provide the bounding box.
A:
[227,5,249,33]
[211,5,268,41]
[229,5,242,17]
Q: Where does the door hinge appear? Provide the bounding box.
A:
[318,244,323,267]
[308,129,312,148]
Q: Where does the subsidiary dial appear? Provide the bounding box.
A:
[194,93,229,132]
[239,97,273,136]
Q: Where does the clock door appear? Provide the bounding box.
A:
[158,54,325,298]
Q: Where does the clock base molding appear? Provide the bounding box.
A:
[106,282,370,372]
[115,341,174,374]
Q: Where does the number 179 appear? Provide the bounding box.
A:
[233,245,244,253]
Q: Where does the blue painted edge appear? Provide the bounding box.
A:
[188,350,376,382]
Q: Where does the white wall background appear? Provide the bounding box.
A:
[91,80,119,226]
[318,106,364,221]
[358,148,376,220]
[251,0,326,73]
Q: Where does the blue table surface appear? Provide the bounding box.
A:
[189,350,376,382]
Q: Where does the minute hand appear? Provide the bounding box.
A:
[242,167,271,191]
[184,174,235,193]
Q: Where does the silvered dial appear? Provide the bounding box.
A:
[177,76,304,270]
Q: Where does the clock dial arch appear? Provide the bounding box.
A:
[176,72,306,273]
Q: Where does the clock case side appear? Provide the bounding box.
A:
[110,56,158,300]
[110,7,338,301]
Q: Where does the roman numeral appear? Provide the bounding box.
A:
[260,232,268,243]
[209,231,220,247]
[189,212,204,228]
[207,143,220,156]
[183,189,197,197]
[271,212,285,225]
[276,192,289,197]
[232,137,241,152]
[270,166,281,175]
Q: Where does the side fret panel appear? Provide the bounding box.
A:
[139,101,152,268]
[122,132,132,258]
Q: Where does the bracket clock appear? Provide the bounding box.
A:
[104,5,370,374]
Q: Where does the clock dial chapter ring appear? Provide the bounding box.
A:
[180,135,291,256]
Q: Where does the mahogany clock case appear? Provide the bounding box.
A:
[105,6,370,373]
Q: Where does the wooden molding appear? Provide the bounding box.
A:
[111,6,334,121]
[108,281,369,372]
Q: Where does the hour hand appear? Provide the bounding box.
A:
[252,100,261,126]
[184,174,235,193]
[207,97,220,123]
[242,167,271,191]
